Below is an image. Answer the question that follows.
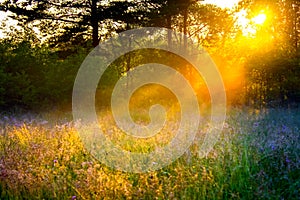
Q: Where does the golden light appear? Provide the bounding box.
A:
[235,10,255,36]
[236,10,249,28]
[0,11,20,38]
[252,13,267,25]
[203,0,241,9]
[234,10,268,36]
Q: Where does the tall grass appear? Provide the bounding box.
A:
[0,108,299,199]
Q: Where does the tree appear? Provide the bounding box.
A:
[238,0,300,54]
[0,0,156,48]
[238,0,300,107]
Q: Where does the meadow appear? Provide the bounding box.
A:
[0,108,299,199]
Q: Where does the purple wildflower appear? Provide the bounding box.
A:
[71,195,77,200]
[281,125,289,133]
[253,122,259,128]
[39,120,48,125]
[259,147,264,153]
[271,144,276,151]
[3,116,9,121]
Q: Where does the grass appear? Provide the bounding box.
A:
[0,108,299,199]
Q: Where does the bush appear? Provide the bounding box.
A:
[0,39,88,111]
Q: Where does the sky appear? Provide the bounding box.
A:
[203,0,241,9]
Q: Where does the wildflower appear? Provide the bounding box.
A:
[94,164,101,169]
[253,122,259,128]
[281,125,290,133]
[10,117,22,127]
[81,161,93,168]
[271,144,276,151]
[223,122,229,129]
[71,195,77,200]
[259,147,264,153]
[3,116,9,121]
[39,120,48,125]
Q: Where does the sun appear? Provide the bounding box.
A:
[235,10,268,36]
[252,13,267,25]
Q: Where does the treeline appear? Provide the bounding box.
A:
[0,38,299,111]
[245,50,300,108]
[0,0,299,111]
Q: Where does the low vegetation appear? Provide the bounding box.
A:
[0,108,299,199]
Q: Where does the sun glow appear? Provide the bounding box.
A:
[252,13,267,25]
[235,10,268,36]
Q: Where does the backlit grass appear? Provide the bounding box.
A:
[0,108,299,199]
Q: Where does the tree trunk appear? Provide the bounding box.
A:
[91,0,99,47]
[166,0,172,49]
[183,7,188,50]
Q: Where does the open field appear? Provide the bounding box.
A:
[0,108,299,199]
